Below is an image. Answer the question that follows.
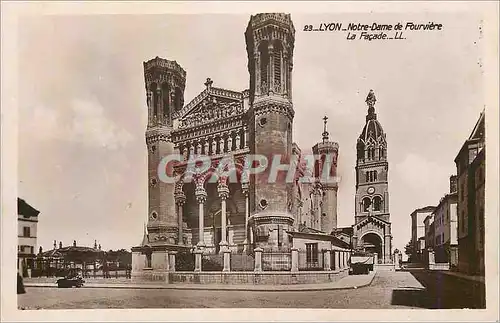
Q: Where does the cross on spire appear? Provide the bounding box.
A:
[322,115,329,142]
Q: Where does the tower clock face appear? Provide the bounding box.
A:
[367,187,375,194]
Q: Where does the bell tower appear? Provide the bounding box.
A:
[143,57,186,244]
[352,90,392,263]
[312,116,339,234]
[246,13,296,252]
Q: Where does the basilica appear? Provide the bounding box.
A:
[131,13,392,274]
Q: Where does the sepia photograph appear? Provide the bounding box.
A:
[1,1,499,322]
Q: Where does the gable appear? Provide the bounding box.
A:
[354,215,389,231]
[175,88,245,130]
[175,86,244,120]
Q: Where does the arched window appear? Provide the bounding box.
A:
[363,197,371,212]
[373,196,382,211]
[365,172,369,182]
[161,83,169,121]
[273,41,283,90]
[373,171,378,181]
[175,87,183,111]
[150,83,158,117]
[259,42,269,91]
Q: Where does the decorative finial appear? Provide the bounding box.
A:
[365,89,377,121]
[322,116,329,142]
[204,77,213,90]
[366,89,376,108]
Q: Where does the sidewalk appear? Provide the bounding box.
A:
[23,271,376,291]
[437,270,485,284]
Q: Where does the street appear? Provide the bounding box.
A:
[17,270,486,309]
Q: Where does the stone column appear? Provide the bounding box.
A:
[211,137,217,155]
[244,125,249,149]
[194,249,203,272]
[336,250,341,271]
[169,251,177,272]
[374,253,378,267]
[242,182,250,252]
[254,51,261,95]
[218,182,229,252]
[291,248,299,273]
[156,87,162,124]
[384,233,392,264]
[227,134,233,152]
[223,249,231,272]
[254,248,263,272]
[147,90,153,125]
[219,137,225,154]
[235,134,241,150]
[268,44,274,92]
[195,186,207,248]
[323,250,331,271]
[175,191,186,245]
[204,140,209,156]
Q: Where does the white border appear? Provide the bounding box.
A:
[1,1,498,322]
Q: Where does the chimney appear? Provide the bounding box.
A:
[53,240,56,250]
[73,240,77,247]
[449,175,458,193]
[59,241,62,249]
[94,240,98,249]
[98,244,101,250]
[39,246,43,255]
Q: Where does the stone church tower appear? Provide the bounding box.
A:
[312,117,339,234]
[144,58,186,245]
[352,90,393,263]
[245,13,296,251]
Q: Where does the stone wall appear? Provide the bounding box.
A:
[170,269,348,285]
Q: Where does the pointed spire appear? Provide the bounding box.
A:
[365,89,377,121]
[141,222,149,246]
[322,116,329,142]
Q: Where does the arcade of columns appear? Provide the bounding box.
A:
[173,166,252,253]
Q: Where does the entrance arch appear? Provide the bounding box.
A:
[360,232,383,262]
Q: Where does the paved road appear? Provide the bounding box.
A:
[17,270,484,309]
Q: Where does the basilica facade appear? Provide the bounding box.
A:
[131,13,345,272]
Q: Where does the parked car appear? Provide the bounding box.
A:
[56,270,85,288]
[349,250,374,275]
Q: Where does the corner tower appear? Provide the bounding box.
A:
[312,116,339,234]
[144,57,186,244]
[245,13,296,252]
[352,90,392,263]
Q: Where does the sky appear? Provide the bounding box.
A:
[17,12,485,254]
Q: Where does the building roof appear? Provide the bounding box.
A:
[17,198,40,218]
[410,206,436,216]
[358,90,385,144]
[454,110,485,164]
[38,246,103,259]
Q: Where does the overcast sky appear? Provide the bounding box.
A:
[18,12,484,254]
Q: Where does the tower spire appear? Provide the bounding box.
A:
[322,116,329,142]
[141,222,149,246]
[365,89,377,121]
